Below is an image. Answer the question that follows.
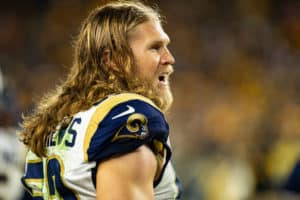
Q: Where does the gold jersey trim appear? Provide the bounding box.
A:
[83,93,158,161]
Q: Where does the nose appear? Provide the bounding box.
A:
[161,48,175,65]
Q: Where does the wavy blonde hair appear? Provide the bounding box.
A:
[20,1,167,157]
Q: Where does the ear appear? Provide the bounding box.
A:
[102,49,120,72]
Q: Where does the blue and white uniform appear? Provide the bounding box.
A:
[0,127,25,200]
[22,93,181,199]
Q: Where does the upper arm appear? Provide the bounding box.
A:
[96,145,157,200]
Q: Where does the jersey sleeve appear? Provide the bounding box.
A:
[84,93,171,164]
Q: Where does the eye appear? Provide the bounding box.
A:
[149,41,164,51]
[150,44,161,51]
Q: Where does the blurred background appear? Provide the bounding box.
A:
[1,0,300,199]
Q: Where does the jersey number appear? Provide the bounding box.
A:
[23,117,82,199]
[22,156,78,199]
[47,156,78,199]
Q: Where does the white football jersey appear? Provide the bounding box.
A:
[0,127,25,200]
[22,93,181,199]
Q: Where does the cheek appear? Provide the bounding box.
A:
[137,54,160,77]
[145,58,160,78]
[146,54,160,70]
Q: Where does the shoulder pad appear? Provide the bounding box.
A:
[84,93,169,161]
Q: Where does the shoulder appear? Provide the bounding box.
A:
[95,93,158,108]
[88,92,166,138]
[92,93,161,119]
[84,93,169,162]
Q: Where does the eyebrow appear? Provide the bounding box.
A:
[148,38,170,47]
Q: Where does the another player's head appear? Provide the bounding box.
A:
[70,1,174,111]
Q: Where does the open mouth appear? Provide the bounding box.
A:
[158,74,168,86]
[159,75,165,82]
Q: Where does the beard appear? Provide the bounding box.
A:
[153,83,173,112]
[125,62,173,113]
[124,74,173,112]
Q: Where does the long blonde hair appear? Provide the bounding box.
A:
[20,1,165,157]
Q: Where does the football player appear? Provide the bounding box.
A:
[0,69,25,200]
[20,1,182,199]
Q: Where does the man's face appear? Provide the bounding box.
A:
[128,20,175,109]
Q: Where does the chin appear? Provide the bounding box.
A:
[159,88,173,112]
